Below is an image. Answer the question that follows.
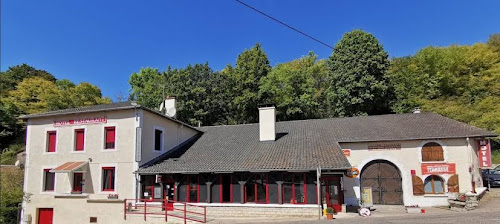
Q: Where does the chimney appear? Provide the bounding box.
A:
[259,104,276,141]
[160,97,177,118]
[413,107,421,114]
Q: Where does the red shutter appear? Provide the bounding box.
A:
[75,129,84,151]
[47,132,56,152]
[105,127,115,149]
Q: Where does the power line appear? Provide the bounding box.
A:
[235,0,334,49]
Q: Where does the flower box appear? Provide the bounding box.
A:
[405,205,422,214]
[107,194,119,199]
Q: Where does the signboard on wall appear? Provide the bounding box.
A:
[345,167,360,178]
[368,143,401,151]
[53,117,107,126]
[477,139,492,168]
[361,187,373,207]
[421,163,456,175]
[343,149,351,157]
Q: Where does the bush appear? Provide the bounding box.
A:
[492,150,500,164]
[0,166,24,224]
[0,144,24,165]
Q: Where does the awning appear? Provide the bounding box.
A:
[51,161,88,173]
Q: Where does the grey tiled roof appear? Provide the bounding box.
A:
[138,112,497,174]
[19,101,198,130]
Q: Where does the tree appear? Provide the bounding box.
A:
[128,68,164,109]
[4,77,63,114]
[0,64,56,97]
[325,29,390,117]
[229,43,271,123]
[260,52,328,120]
[67,83,111,107]
[487,33,500,53]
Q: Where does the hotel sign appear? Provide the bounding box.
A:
[53,117,107,126]
[421,163,456,175]
[368,143,401,151]
[477,139,492,168]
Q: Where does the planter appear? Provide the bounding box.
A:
[107,194,119,199]
[406,207,421,214]
[326,213,334,220]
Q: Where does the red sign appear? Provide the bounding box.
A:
[53,117,107,126]
[477,139,492,168]
[343,149,351,157]
[421,163,456,175]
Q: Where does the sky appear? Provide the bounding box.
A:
[1,0,499,100]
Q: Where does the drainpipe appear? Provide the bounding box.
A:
[317,165,322,220]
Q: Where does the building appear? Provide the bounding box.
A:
[20,101,496,224]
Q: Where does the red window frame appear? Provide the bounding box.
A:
[47,131,57,152]
[244,174,269,204]
[104,127,116,149]
[102,167,115,191]
[43,169,55,192]
[186,176,200,203]
[73,173,83,192]
[282,173,307,204]
[75,129,85,151]
[219,174,233,203]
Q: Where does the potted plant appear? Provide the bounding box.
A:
[326,207,335,220]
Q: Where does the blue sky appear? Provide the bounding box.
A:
[2,0,499,100]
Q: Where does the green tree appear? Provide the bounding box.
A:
[4,77,63,114]
[487,33,500,53]
[325,29,390,117]
[230,43,271,123]
[0,64,56,97]
[260,52,328,120]
[128,68,164,108]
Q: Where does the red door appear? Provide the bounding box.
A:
[321,177,343,213]
[38,208,53,224]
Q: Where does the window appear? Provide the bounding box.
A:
[104,127,116,149]
[283,173,306,204]
[154,129,163,151]
[73,173,83,192]
[424,175,444,194]
[245,174,268,203]
[75,129,85,151]
[102,167,115,191]
[43,169,55,191]
[46,131,57,152]
[422,142,444,162]
[187,176,199,202]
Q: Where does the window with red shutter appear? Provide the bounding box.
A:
[75,129,85,151]
[47,131,57,152]
[105,127,115,149]
[102,167,115,191]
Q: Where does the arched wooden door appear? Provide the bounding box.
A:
[360,160,403,205]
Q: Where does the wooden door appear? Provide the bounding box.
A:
[360,160,403,205]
